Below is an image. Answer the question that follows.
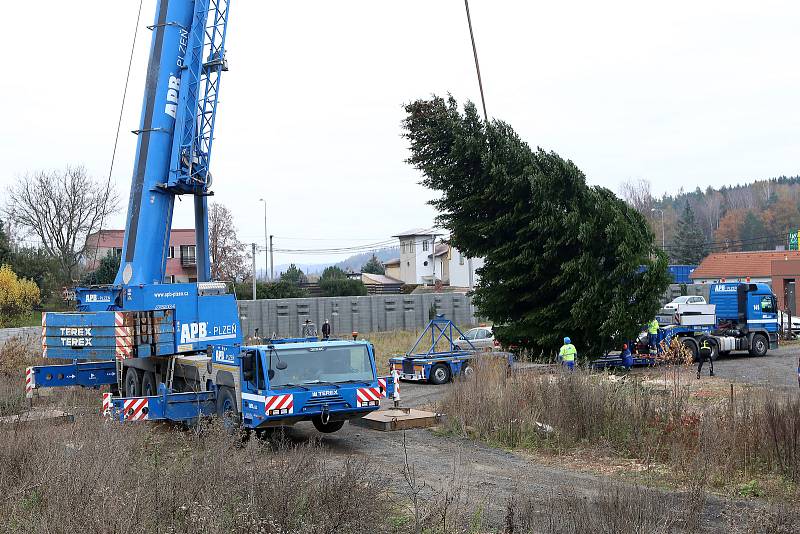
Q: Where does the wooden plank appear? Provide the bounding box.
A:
[351,408,440,431]
[0,409,74,427]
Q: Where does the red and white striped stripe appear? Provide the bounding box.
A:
[356,386,382,407]
[123,398,149,421]
[378,378,387,397]
[115,312,132,360]
[25,367,34,398]
[41,313,47,358]
[102,393,113,416]
[264,394,293,414]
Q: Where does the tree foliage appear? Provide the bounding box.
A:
[2,166,118,282]
[82,253,121,286]
[740,212,768,251]
[0,218,11,266]
[361,254,385,275]
[402,96,670,356]
[321,266,347,280]
[0,264,40,327]
[280,264,307,285]
[209,202,250,282]
[235,281,309,300]
[7,247,62,305]
[670,202,707,263]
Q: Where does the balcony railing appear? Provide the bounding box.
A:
[181,255,197,267]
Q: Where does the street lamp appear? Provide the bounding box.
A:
[259,198,268,281]
[651,208,665,249]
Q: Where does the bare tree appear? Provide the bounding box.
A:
[753,180,774,206]
[695,191,723,239]
[2,166,118,282]
[620,178,654,215]
[725,187,756,210]
[209,202,250,282]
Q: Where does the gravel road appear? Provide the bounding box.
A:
[705,342,799,391]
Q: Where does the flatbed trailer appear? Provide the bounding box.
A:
[388,315,513,384]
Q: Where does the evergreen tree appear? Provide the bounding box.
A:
[740,211,768,251]
[0,218,11,265]
[361,254,385,275]
[403,96,671,356]
[320,266,347,280]
[279,264,307,285]
[82,253,121,285]
[671,202,707,263]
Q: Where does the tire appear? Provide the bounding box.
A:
[141,371,157,397]
[461,363,475,379]
[216,386,240,431]
[312,416,345,433]
[429,364,452,385]
[681,339,699,363]
[710,344,720,362]
[124,367,142,397]
[749,334,768,357]
[719,351,731,357]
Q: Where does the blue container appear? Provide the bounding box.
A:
[668,265,696,284]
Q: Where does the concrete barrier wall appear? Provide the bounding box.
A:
[238,293,477,338]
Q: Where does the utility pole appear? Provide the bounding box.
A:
[251,243,257,300]
[259,198,268,280]
[269,235,274,281]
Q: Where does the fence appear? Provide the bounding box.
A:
[239,292,477,339]
[0,326,38,345]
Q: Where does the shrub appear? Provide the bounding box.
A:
[0,265,40,327]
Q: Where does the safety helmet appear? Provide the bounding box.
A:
[622,343,628,350]
[564,337,571,344]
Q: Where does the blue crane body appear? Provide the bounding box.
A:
[592,282,778,369]
[27,0,392,432]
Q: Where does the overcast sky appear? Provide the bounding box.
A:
[2,1,798,268]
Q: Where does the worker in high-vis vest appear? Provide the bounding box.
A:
[697,334,715,379]
[559,337,577,370]
[648,318,659,352]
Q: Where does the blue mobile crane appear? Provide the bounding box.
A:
[26,0,393,432]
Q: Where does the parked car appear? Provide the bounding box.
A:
[664,295,706,311]
[779,310,800,333]
[455,326,496,350]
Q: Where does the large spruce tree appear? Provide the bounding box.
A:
[402,96,670,356]
[671,202,707,263]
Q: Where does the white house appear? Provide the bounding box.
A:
[390,227,483,288]
[448,249,484,288]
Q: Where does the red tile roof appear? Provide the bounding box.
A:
[690,250,800,279]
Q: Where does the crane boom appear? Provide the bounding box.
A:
[116,0,229,286]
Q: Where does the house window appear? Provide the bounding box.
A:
[167,246,175,259]
[111,247,123,257]
[401,242,407,254]
[459,252,464,266]
[180,245,197,266]
[422,240,429,252]
[164,275,176,283]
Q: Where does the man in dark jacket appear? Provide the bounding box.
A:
[321,319,331,340]
[697,334,715,379]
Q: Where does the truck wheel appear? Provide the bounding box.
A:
[749,334,768,357]
[681,339,699,363]
[429,364,451,385]
[312,416,345,433]
[141,371,157,397]
[710,345,720,361]
[124,368,142,397]
[461,363,475,379]
[216,386,240,430]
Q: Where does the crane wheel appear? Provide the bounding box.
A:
[124,367,142,397]
[141,371,157,397]
[216,386,241,432]
[429,364,452,385]
[312,416,345,433]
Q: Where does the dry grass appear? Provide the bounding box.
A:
[440,359,800,498]
[0,417,393,533]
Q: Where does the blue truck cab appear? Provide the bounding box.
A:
[107,339,392,434]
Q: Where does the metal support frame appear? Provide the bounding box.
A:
[406,314,475,358]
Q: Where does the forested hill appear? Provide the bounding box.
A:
[621,175,800,264]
